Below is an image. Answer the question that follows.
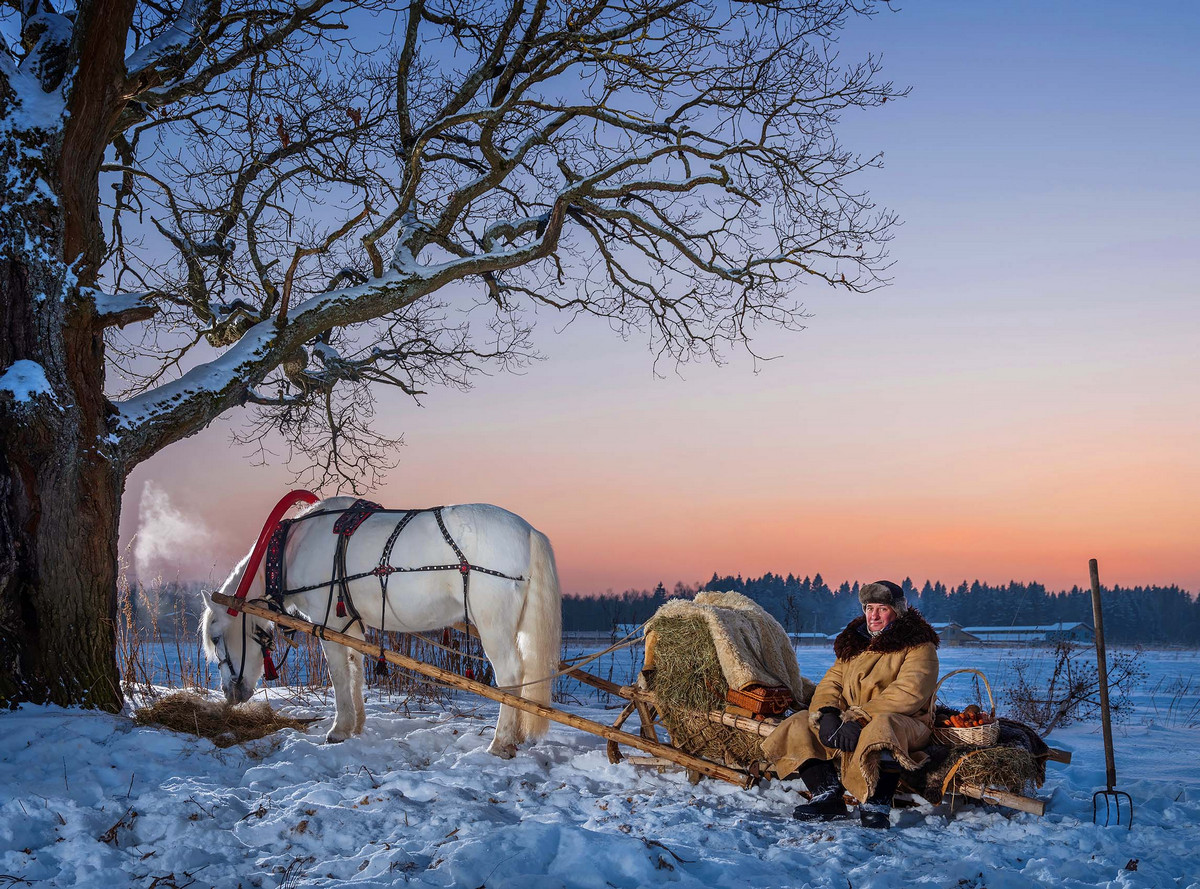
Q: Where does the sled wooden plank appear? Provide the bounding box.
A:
[215,593,753,789]
[625,756,679,769]
[708,710,778,738]
[1045,748,1071,764]
[954,783,1046,816]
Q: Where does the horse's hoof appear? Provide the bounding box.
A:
[488,741,518,759]
[325,734,348,745]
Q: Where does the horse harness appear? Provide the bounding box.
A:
[241,500,525,681]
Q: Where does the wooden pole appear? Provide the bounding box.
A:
[1089,559,1118,793]
[956,783,1045,816]
[707,710,777,738]
[213,593,753,788]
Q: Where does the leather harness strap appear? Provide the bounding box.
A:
[253,499,525,681]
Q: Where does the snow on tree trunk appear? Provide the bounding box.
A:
[0,189,124,710]
[0,1,132,710]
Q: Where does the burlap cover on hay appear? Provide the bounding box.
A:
[645,591,815,770]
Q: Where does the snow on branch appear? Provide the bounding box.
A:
[125,0,202,76]
[91,290,159,328]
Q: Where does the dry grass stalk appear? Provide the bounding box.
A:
[946,746,1042,794]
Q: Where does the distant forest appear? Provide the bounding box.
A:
[563,574,1200,646]
[134,572,1199,647]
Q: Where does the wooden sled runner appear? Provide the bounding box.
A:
[212,592,1068,815]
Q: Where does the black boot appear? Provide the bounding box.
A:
[859,767,901,829]
[792,760,851,823]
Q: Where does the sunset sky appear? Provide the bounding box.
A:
[119,1,1200,596]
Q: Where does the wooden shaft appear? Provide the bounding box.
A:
[559,662,637,700]
[214,593,752,788]
[1045,747,1072,764]
[1088,558,1118,791]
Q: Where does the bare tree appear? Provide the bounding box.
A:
[1004,641,1147,737]
[0,0,901,709]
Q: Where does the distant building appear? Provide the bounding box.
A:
[930,622,982,645]
[788,632,833,646]
[958,622,1095,645]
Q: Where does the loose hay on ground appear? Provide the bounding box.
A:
[134,692,311,747]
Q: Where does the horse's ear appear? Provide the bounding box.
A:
[199,588,215,609]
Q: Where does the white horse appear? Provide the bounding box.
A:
[200,496,562,757]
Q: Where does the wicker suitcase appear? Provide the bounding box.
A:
[724,684,794,718]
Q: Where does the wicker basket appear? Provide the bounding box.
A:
[932,668,1001,748]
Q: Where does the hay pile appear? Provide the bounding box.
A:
[648,615,772,770]
[908,716,1049,804]
[134,692,311,748]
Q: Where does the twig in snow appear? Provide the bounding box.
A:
[643,838,693,864]
[99,806,139,845]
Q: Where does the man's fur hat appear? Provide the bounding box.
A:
[858,579,908,615]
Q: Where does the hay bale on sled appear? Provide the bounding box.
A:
[646,592,814,770]
[134,692,312,748]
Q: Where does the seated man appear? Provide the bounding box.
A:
[762,580,939,829]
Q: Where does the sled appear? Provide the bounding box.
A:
[212,593,1069,815]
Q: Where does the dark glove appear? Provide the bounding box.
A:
[830,719,862,752]
[817,708,843,748]
[817,707,863,752]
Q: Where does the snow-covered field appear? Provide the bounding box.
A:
[2,647,1197,888]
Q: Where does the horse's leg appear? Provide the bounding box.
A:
[485,643,524,758]
[322,638,362,743]
[350,647,366,735]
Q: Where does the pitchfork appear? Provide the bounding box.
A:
[1089,559,1133,829]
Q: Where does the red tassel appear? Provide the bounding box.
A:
[336,600,346,618]
[262,650,278,681]
[465,665,474,680]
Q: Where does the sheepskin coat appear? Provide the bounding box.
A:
[762,609,940,802]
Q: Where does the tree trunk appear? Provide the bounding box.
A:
[0,219,125,711]
[0,440,123,712]
[0,16,129,707]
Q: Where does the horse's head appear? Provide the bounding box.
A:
[200,557,275,704]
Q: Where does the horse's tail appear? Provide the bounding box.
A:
[516,528,562,739]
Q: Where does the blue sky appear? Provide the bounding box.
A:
[122,1,1200,596]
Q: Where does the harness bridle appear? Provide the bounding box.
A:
[216,615,280,690]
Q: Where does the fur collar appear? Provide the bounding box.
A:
[832,609,939,660]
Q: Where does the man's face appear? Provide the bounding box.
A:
[864,603,897,634]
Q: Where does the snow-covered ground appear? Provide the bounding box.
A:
[2,647,1197,888]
